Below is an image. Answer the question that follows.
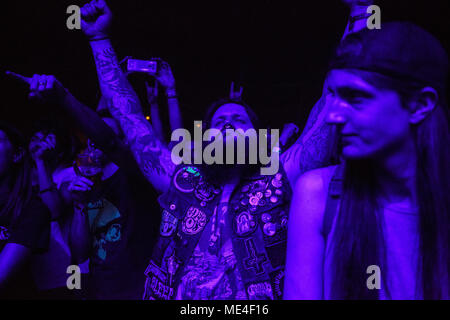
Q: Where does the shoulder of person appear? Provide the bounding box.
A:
[289,165,339,229]
[293,165,338,197]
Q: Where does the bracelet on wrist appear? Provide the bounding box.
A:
[39,185,57,195]
[166,89,178,99]
[350,12,371,22]
[356,1,373,6]
[89,36,110,42]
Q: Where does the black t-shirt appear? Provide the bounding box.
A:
[86,168,160,300]
[0,192,50,299]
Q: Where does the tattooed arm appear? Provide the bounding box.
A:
[281,1,372,187]
[281,88,336,188]
[81,0,173,193]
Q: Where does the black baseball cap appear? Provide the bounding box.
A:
[329,22,449,91]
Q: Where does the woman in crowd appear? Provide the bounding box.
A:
[0,121,50,299]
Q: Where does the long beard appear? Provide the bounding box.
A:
[200,138,260,184]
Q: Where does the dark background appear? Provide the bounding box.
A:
[1,0,449,138]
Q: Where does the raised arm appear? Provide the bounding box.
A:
[155,59,183,133]
[145,81,166,145]
[281,0,373,187]
[28,133,65,220]
[144,59,183,146]
[5,71,139,179]
[81,0,173,193]
[281,85,335,187]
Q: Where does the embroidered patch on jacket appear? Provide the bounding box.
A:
[160,210,178,237]
[181,206,207,235]
[269,269,285,299]
[243,238,268,275]
[233,211,258,237]
[245,281,274,300]
[143,260,174,300]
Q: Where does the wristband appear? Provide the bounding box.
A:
[166,88,178,99]
[39,185,57,195]
[89,36,110,42]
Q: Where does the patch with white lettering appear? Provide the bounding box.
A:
[245,281,274,300]
[269,269,285,299]
[143,260,174,300]
[181,206,207,235]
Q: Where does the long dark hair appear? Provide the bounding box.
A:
[329,70,450,299]
[0,122,33,225]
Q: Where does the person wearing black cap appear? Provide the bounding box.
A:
[285,22,450,299]
[0,122,51,299]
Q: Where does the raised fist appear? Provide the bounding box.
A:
[341,0,373,9]
[81,0,112,41]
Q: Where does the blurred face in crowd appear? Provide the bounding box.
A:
[325,69,412,160]
[77,138,106,176]
[207,103,259,170]
[211,103,254,133]
[0,130,15,179]
[76,117,123,175]
[210,103,256,144]
[29,131,57,161]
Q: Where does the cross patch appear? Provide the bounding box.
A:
[243,238,267,275]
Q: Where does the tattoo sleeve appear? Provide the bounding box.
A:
[281,92,336,187]
[282,3,362,186]
[90,40,174,192]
